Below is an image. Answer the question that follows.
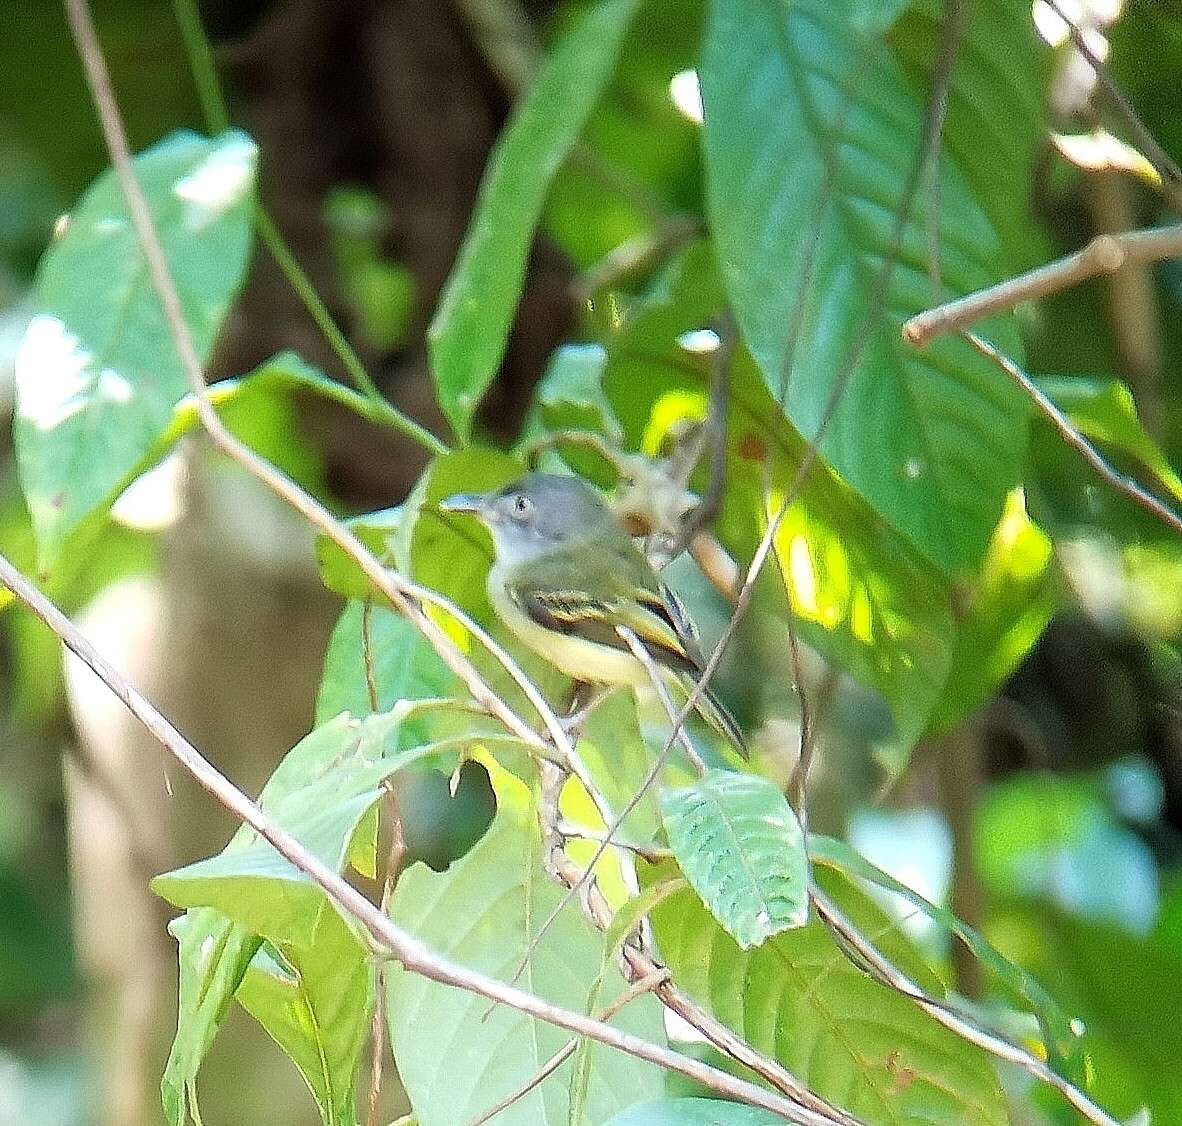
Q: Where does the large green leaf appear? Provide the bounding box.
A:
[237,911,372,1126]
[660,770,808,949]
[387,757,664,1125]
[315,507,402,602]
[531,342,620,441]
[699,0,1026,573]
[647,866,1009,1125]
[155,713,424,1124]
[602,243,955,749]
[992,904,1182,1122]
[606,1098,783,1125]
[428,0,640,439]
[807,834,1083,1077]
[14,129,256,569]
[395,448,522,616]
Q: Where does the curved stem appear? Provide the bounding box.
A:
[171,0,449,456]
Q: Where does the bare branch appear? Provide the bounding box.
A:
[809,887,1121,1126]
[662,314,735,559]
[962,331,1182,538]
[0,550,827,1125]
[902,224,1182,347]
[554,822,669,864]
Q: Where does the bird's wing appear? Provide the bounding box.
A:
[509,553,748,756]
[511,583,700,675]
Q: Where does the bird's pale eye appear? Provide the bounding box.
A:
[511,493,533,521]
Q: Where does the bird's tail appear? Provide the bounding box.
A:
[675,671,750,759]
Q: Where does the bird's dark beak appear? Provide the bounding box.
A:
[438,491,488,517]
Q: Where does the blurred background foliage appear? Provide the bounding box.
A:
[0,0,1180,1123]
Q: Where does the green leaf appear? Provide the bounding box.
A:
[395,448,522,617]
[156,713,429,1122]
[14,129,256,569]
[606,1098,784,1125]
[387,756,664,1125]
[315,508,402,602]
[807,834,1083,1077]
[522,342,623,484]
[237,911,372,1126]
[162,911,261,1126]
[928,490,1058,733]
[660,770,808,949]
[700,0,1026,573]
[428,0,640,439]
[647,865,1009,1125]
[316,601,454,726]
[154,714,440,944]
[996,907,1182,1123]
[576,692,665,845]
[604,242,955,749]
[1038,375,1182,505]
[892,0,1052,273]
[532,342,621,440]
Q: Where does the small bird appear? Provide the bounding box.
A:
[439,472,747,756]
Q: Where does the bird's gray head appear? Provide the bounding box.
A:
[439,473,615,566]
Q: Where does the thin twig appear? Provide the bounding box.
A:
[254,209,448,454]
[466,970,670,1126]
[963,331,1182,537]
[364,613,405,1126]
[809,887,1120,1126]
[573,215,704,302]
[361,600,381,713]
[172,0,228,133]
[1042,0,1182,200]
[554,822,669,863]
[366,796,405,1126]
[0,551,823,1125]
[902,224,1182,347]
[662,313,734,559]
[617,626,708,775]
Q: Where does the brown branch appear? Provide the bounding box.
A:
[936,724,985,1000]
[809,886,1121,1126]
[367,785,406,1126]
[962,331,1182,538]
[902,224,1182,347]
[0,551,824,1125]
[663,314,735,559]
